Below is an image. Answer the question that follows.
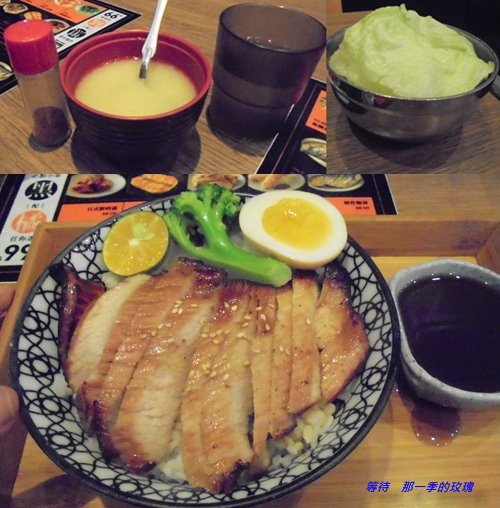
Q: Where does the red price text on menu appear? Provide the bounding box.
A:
[57,201,144,222]
[327,197,376,216]
[305,90,326,135]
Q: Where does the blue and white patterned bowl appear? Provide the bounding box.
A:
[10,195,400,507]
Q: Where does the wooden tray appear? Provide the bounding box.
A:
[0,217,499,508]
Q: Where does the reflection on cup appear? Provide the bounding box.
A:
[208,3,325,139]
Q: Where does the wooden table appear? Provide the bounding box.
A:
[327,10,500,174]
[0,0,325,174]
[0,174,499,507]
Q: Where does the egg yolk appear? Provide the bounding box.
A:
[262,198,332,250]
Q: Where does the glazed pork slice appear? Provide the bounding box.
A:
[180,344,214,489]
[49,263,105,369]
[249,284,277,472]
[182,280,256,493]
[315,262,369,402]
[201,280,256,492]
[269,282,295,439]
[93,259,199,458]
[76,290,149,431]
[288,271,322,416]
[111,264,225,473]
[66,273,151,395]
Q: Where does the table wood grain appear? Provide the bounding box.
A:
[0,0,325,174]
[387,174,500,218]
[327,9,500,174]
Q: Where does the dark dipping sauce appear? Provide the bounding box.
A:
[399,275,500,393]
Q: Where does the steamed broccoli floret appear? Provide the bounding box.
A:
[163,183,291,287]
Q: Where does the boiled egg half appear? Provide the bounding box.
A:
[239,190,347,269]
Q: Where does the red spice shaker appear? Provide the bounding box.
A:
[4,20,71,147]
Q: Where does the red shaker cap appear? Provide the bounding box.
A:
[4,20,58,75]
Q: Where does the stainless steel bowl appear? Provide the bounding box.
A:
[327,26,499,142]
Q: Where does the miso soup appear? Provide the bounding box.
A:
[75,59,196,117]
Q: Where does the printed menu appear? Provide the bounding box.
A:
[0,0,139,95]
[0,173,397,282]
[257,78,326,174]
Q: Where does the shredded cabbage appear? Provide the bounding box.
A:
[330,4,495,98]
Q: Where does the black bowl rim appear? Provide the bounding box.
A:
[327,24,499,101]
[10,195,401,508]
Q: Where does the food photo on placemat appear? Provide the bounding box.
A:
[0,174,398,283]
[257,79,327,175]
[0,0,139,96]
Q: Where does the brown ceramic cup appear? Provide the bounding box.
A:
[208,3,325,139]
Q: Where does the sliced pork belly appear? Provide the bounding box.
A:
[111,264,225,473]
[269,282,295,438]
[249,284,276,472]
[93,259,199,458]
[182,280,256,493]
[49,263,105,369]
[288,271,322,416]
[66,274,151,395]
[76,297,143,431]
[201,280,256,491]
[180,345,216,490]
[315,263,369,402]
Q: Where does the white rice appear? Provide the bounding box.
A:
[153,401,336,483]
[269,402,335,470]
[153,419,185,482]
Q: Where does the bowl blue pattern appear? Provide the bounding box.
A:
[10,194,400,507]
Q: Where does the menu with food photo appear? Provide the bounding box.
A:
[0,173,397,281]
[257,78,327,174]
[306,174,397,216]
[0,0,139,95]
